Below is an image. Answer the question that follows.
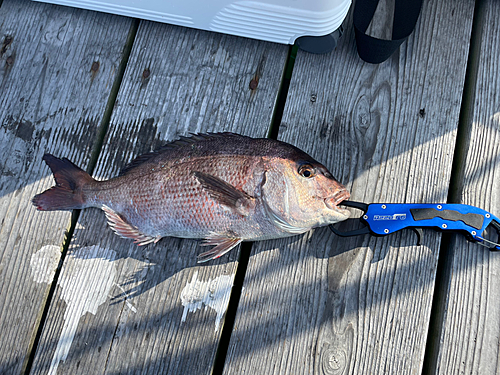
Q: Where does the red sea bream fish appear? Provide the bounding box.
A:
[33,133,350,262]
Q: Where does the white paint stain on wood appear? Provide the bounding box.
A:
[31,245,117,375]
[30,245,61,283]
[181,271,235,332]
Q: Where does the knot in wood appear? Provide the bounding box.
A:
[143,68,151,79]
[320,344,347,375]
[249,78,259,90]
[91,61,100,72]
[1,35,13,55]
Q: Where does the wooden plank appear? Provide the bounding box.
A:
[30,20,289,374]
[0,1,133,373]
[224,0,475,374]
[434,1,500,373]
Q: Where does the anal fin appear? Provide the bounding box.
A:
[197,235,242,263]
[102,205,160,246]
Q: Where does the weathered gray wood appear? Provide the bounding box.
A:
[0,1,133,374]
[30,19,289,375]
[435,1,500,373]
[224,0,475,374]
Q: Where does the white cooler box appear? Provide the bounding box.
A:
[34,0,352,52]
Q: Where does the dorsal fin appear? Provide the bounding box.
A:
[118,132,248,176]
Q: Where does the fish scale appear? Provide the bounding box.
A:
[33,133,351,262]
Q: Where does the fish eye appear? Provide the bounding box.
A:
[298,164,315,178]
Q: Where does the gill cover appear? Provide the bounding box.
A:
[261,169,311,234]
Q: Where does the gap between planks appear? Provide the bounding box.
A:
[422,0,486,373]
[211,44,297,375]
[22,18,140,375]
[267,45,298,140]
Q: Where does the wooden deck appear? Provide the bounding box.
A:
[1,0,499,374]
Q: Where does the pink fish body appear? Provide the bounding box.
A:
[33,133,350,262]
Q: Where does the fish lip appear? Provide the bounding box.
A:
[324,189,351,215]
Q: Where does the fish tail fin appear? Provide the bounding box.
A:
[32,154,95,211]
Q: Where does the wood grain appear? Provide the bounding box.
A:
[30,20,289,375]
[0,1,133,373]
[224,0,475,374]
[435,1,500,373]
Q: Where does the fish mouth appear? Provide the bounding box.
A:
[324,189,351,216]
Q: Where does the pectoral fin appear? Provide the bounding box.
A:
[193,171,256,216]
[197,235,242,263]
[102,205,160,246]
